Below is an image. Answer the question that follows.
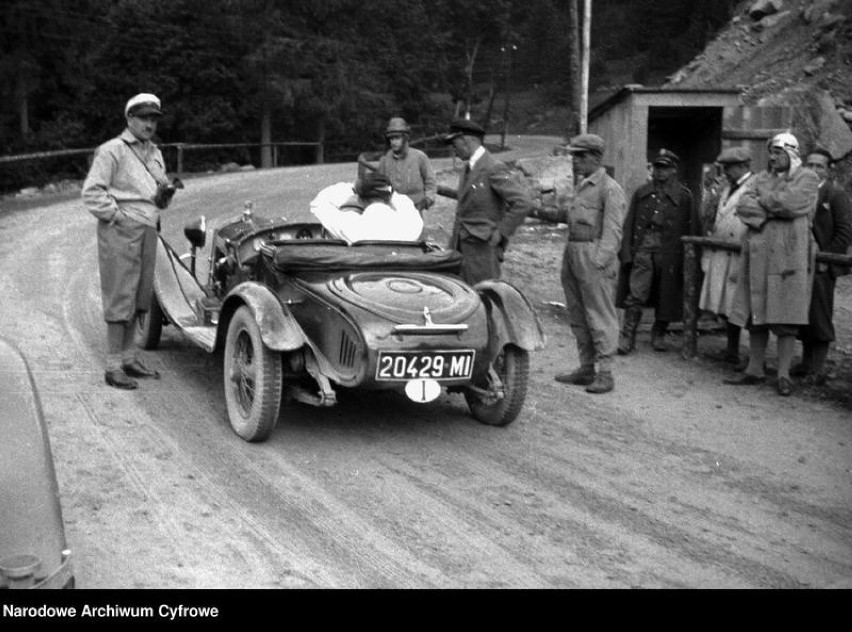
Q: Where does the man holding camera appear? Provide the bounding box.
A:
[82,92,181,390]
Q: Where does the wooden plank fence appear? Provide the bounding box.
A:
[0,141,323,175]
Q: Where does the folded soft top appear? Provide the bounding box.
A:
[266,240,463,274]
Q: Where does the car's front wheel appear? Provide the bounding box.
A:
[135,298,163,350]
[224,305,283,442]
[465,344,529,427]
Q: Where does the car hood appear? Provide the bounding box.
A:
[305,271,481,324]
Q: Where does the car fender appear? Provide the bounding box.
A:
[0,337,74,589]
[473,279,546,351]
[218,282,307,352]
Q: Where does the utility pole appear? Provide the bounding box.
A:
[500,43,516,150]
[567,0,581,137]
[580,0,592,134]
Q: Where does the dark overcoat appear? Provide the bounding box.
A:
[813,180,852,278]
[616,178,698,322]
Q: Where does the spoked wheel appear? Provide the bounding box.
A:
[223,305,283,442]
[135,298,164,350]
[465,344,529,427]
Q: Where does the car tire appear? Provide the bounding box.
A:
[135,298,164,350]
[466,344,529,427]
[224,305,283,442]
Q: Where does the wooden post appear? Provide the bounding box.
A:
[580,0,591,133]
[682,240,699,359]
[176,144,184,177]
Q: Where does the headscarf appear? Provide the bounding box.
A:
[768,132,802,174]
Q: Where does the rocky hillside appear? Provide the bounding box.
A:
[666,0,852,184]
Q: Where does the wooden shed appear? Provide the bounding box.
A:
[588,85,792,202]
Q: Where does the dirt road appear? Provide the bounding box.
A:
[1,136,850,588]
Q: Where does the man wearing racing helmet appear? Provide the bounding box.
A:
[377,117,437,214]
[723,132,820,397]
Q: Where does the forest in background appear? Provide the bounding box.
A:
[0,0,734,190]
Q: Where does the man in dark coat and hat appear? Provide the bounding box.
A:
[442,118,534,285]
[616,149,699,354]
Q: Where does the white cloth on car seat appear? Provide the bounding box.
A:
[310,182,423,244]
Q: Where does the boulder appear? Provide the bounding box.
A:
[514,155,574,223]
[749,0,784,21]
[802,0,837,24]
[791,89,852,160]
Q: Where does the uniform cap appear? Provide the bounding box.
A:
[125,93,163,117]
[441,118,486,143]
[385,117,411,137]
[652,148,679,167]
[716,146,751,164]
[566,133,605,155]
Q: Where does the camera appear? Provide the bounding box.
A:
[154,177,184,209]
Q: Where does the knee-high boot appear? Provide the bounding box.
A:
[617,307,642,355]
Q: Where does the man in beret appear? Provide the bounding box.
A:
[791,147,852,385]
[617,148,699,354]
[554,133,626,394]
[698,146,754,365]
[724,132,820,396]
[82,92,173,390]
[310,171,423,244]
[377,117,437,214]
[442,118,534,285]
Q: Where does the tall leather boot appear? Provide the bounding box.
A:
[617,307,642,355]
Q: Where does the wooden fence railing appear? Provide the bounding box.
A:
[681,235,852,359]
[0,141,323,175]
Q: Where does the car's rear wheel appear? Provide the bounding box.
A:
[135,297,163,350]
[465,344,529,427]
[224,305,282,442]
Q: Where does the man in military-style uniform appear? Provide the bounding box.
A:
[554,134,626,394]
[617,149,699,354]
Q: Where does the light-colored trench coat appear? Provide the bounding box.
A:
[698,176,751,317]
[728,165,820,328]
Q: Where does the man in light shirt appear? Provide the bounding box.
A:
[82,92,177,390]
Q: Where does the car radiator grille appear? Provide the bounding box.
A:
[339,330,358,367]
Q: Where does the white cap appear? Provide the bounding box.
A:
[125,93,162,117]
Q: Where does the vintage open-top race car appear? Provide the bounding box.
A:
[138,203,545,442]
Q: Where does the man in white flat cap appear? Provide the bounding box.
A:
[82,92,174,390]
[723,132,820,397]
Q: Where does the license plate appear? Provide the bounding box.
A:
[376,350,475,382]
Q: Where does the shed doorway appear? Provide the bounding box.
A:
[647,106,722,201]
